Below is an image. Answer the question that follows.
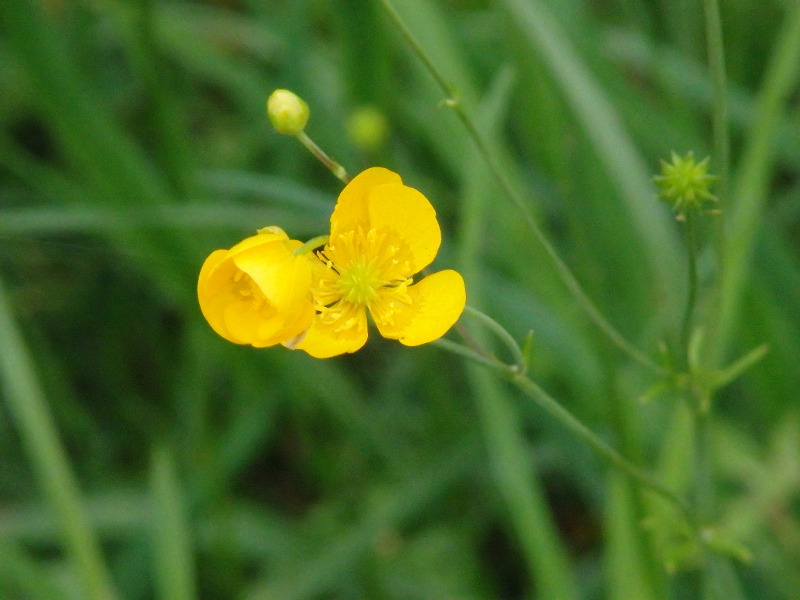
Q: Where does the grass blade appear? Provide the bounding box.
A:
[150,446,197,600]
[502,0,681,302]
[0,275,119,600]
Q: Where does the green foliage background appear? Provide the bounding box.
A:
[1,0,799,599]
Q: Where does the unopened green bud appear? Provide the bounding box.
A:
[267,89,310,135]
[654,151,717,219]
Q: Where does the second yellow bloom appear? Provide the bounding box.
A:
[296,167,466,358]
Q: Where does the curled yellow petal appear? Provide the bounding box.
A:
[198,249,239,342]
[374,269,466,346]
[197,228,314,347]
[233,238,310,311]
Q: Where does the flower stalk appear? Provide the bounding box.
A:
[266,88,351,184]
[296,130,351,184]
[463,305,526,372]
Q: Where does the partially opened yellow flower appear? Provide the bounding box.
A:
[296,167,466,358]
[198,226,315,347]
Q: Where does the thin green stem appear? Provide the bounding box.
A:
[463,305,526,371]
[695,405,720,600]
[681,212,699,357]
[510,373,694,525]
[431,338,502,371]
[698,7,747,598]
[693,408,714,524]
[376,0,665,376]
[431,338,694,527]
[296,131,351,184]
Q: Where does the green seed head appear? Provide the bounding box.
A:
[654,151,718,218]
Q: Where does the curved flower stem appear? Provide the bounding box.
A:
[463,305,526,371]
[295,235,329,256]
[295,131,351,184]
[431,338,695,527]
[433,338,508,372]
[376,0,665,377]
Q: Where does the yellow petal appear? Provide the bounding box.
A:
[367,182,441,274]
[295,305,369,358]
[253,302,315,348]
[374,270,465,346]
[198,249,228,297]
[233,239,311,311]
[197,227,314,347]
[330,167,402,239]
[222,299,280,345]
[227,226,289,256]
[198,249,243,342]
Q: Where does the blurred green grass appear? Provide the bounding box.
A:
[1,0,799,599]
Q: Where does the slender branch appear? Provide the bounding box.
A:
[509,373,694,525]
[376,0,665,376]
[431,338,506,372]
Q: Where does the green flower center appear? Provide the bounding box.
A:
[309,227,414,326]
[338,260,382,306]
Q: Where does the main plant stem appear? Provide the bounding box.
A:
[433,337,694,527]
[376,0,665,377]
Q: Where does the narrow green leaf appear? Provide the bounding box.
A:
[0,275,119,600]
[502,0,682,304]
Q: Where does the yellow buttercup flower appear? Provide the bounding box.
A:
[296,167,466,358]
[198,226,315,347]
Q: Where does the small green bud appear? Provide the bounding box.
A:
[347,105,388,152]
[654,151,718,219]
[267,89,310,135]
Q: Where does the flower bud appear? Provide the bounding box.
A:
[198,227,314,347]
[267,89,310,135]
